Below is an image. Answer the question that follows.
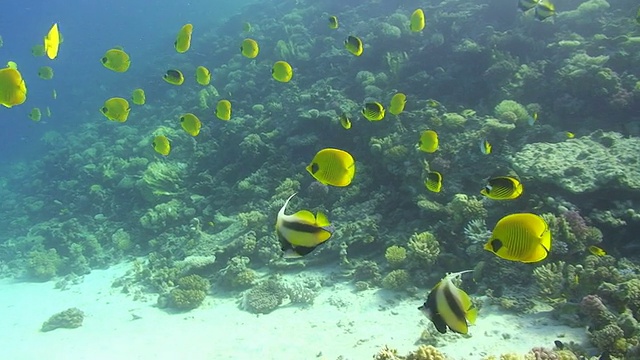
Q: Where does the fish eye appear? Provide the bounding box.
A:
[484,185,492,192]
[491,239,502,252]
[180,117,185,122]
[101,57,107,63]
[310,163,320,174]
[152,142,156,147]
[101,107,108,113]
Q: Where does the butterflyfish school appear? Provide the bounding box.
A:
[418,130,438,153]
[419,270,478,334]
[180,113,202,136]
[0,66,27,108]
[344,35,363,56]
[275,193,334,257]
[425,171,442,193]
[328,16,339,29]
[241,38,259,58]
[29,107,42,122]
[362,102,385,121]
[389,93,407,115]
[100,97,130,122]
[481,176,523,200]
[216,100,232,121]
[132,88,145,105]
[38,66,54,80]
[44,23,60,59]
[175,24,193,53]
[163,69,184,85]
[272,61,293,83]
[101,49,131,72]
[534,0,555,20]
[484,213,551,263]
[195,66,211,86]
[410,9,425,32]
[306,148,355,187]
[152,135,171,156]
[339,113,352,130]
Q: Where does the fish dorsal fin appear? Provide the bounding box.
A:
[315,211,330,227]
[292,210,315,224]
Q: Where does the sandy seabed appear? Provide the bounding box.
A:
[0,261,587,360]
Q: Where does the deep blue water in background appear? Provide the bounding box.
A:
[0,0,254,165]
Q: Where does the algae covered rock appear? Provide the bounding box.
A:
[510,131,640,194]
[41,307,84,332]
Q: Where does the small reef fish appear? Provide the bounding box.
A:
[52,89,57,99]
[527,112,538,126]
[174,24,193,53]
[196,66,211,86]
[6,61,17,70]
[272,61,293,83]
[410,9,425,32]
[46,106,51,117]
[180,113,202,136]
[32,44,46,57]
[29,107,42,122]
[518,0,539,11]
[484,213,551,263]
[163,69,184,85]
[534,0,555,20]
[479,139,492,155]
[101,49,131,72]
[566,131,575,139]
[242,22,252,33]
[426,99,441,108]
[418,270,478,334]
[38,66,54,80]
[241,38,259,58]
[0,66,27,108]
[216,100,232,121]
[418,130,438,153]
[425,171,442,193]
[100,97,130,122]
[131,88,145,105]
[389,93,407,115]
[480,176,523,200]
[152,135,171,156]
[306,148,355,187]
[339,113,352,130]
[588,245,606,257]
[362,102,385,121]
[328,16,339,29]
[344,35,363,56]
[275,193,334,258]
[44,23,60,59]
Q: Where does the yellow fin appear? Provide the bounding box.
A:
[292,210,316,224]
[466,307,478,324]
[315,212,330,227]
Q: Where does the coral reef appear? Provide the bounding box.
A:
[41,307,84,332]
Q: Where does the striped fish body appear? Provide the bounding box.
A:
[418,271,477,334]
[275,193,334,257]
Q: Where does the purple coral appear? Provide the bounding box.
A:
[580,294,615,329]
[580,294,607,318]
[563,210,588,239]
[528,347,558,360]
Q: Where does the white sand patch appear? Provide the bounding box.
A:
[0,262,587,360]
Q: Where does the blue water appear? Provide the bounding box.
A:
[0,0,253,163]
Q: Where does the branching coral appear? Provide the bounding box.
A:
[407,232,440,270]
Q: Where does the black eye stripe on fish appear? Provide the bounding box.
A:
[281,219,330,234]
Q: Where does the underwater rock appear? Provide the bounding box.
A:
[41,307,84,332]
[511,131,640,194]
